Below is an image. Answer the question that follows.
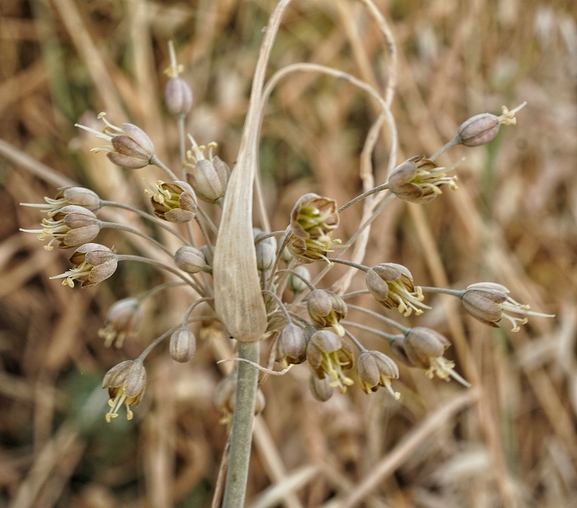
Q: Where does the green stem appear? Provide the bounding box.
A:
[222,341,260,508]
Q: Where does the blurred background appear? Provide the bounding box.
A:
[1,0,576,506]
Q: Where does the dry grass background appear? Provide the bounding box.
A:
[1,0,576,507]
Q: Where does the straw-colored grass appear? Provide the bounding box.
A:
[1,0,575,506]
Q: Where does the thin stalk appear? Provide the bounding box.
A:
[116,254,205,296]
[101,200,190,244]
[99,221,175,257]
[222,341,260,508]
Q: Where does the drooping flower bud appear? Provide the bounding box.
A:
[102,360,147,422]
[254,230,277,272]
[390,328,470,387]
[174,246,208,274]
[186,138,230,204]
[146,180,197,223]
[98,297,144,348]
[456,103,526,147]
[366,263,430,316]
[275,323,308,368]
[75,113,155,169]
[309,373,334,402]
[356,350,400,398]
[165,77,193,117]
[388,155,459,204]
[307,330,354,393]
[50,243,118,288]
[307,289,347,336]
[288,265,311,294]
[460,282,554,332]
[169,326,197,363]
[25,205,101,251]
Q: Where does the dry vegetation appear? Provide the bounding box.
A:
[1,0,576,507]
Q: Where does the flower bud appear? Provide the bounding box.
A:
[307,289,347,336]
[288,265,311,294]
[102,360,147,422]
[357,350,400,398]
[50,243,118,288]
[169,326,197,363]
[186,140,230,204]
[98,297,144,348]
[165,77,193,117]
[309,373,334,402]
[146,180,197,223]
[307,330,354,393]
[456,103,526,147]
[388,155,458,204]
[254,230,277,272]
[366,263,429,316]
[174,246,207,274]
[275,323,308,367]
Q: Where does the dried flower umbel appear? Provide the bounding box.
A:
[16,18,554,508]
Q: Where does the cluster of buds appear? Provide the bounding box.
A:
[20,43,552,429]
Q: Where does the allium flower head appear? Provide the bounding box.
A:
[98,297,144,348]
[146,180,197,223]
[307,330,354,393]
[366,263,430,316]
[50,243,117,288]
[388,155,458,204]
[75,113,155,169]
[102,360,147,422]
[461,282,554,332]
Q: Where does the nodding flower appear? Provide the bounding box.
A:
[75,112,156,169]
[102,360,147,423]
